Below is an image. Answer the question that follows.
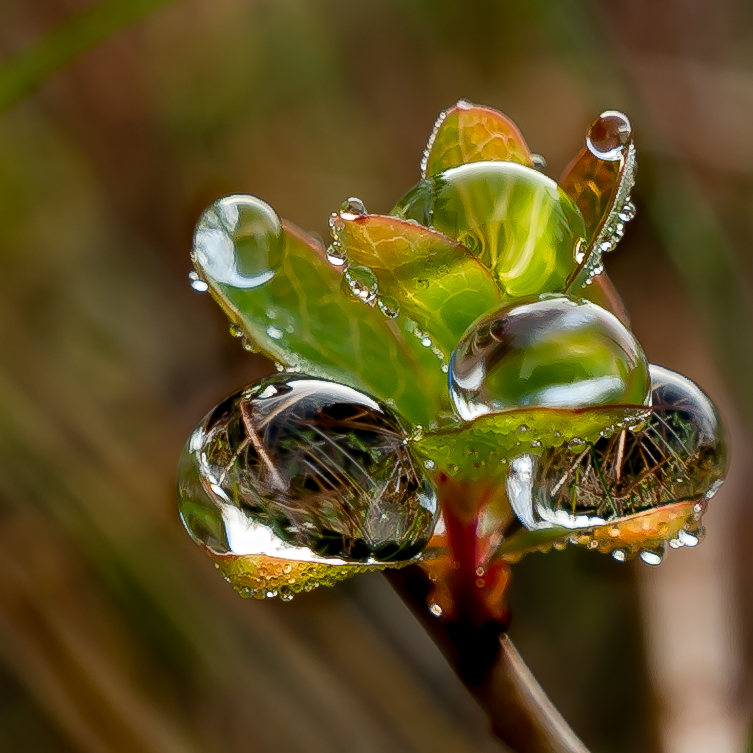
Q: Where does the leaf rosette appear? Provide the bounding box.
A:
[178,100,727,614]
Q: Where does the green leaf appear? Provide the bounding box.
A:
[559,111,637,291]
[0,0,178,113]
[421,100,534,177]
[336,212,504,359]
[394,162,587,302]
[412,405,644,481]
[192,195,445,427]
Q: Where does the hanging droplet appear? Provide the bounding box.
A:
[639,547,665,566]
[586,111,632,162]
[178,376,438,590]
[342,264,378,305]
[506,365,727,555]
[449,295,651,421]
[192,195,284,290]
[340,197,368,216]
[229,323,244,338]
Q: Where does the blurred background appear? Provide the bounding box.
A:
[0,1,752,751]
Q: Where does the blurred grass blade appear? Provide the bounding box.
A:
[0,0,178,113]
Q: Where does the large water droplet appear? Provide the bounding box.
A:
[586,111,632,161]
[394,162,586,299]
[449,296,651,421]
[178,375,438,572]
[192,196,284,289]
[506,365,727,537]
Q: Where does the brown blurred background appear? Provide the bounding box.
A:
[0,1,752,751]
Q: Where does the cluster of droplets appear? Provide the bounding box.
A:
[579,112,637,288]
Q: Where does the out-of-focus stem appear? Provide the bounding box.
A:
[387,568,590,753]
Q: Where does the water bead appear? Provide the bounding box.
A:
[192,195,284,289]
[178,375,438,565]
[506,365,727,534]
[449,296,651,421]
[586,111,632,162]
[393,161,587,300]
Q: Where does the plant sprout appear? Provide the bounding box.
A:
[177,101,727,752]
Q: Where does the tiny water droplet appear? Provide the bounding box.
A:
[420,336,432,347]
[568,437,586,452]
[574,238,586,264]
[377,295,400,319]
[586,111,632,161]
[340,197,367,216]
[612,549,627,562]
[343,264,378,305]
[266,325,283,340]
[619,201,636,222]
[189,271,209,292]
[241,338,258,352]
[423,459,436,470]
[327,247,346,266]
[531,153,547,170]
[229,323,244,338]
[429,602,443,617]
[677,529,699,547]
[639,547,665,566]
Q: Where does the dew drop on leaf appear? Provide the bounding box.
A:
[505,365,727,555]
[449,296,651,421]
[177,376,439,598]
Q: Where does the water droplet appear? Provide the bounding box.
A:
[639,547,665,566]
[189,271,210,292]
[241,338,258,353]
[612,549,627,562]
[505,365,727,534]
[327,247,346,267]
[423,459,436,470]
[449,296,650,421]
[586,111,632,161]
[531,153,547,170]
[193,196,283,290]
[619,201,636,222]
[340,197,367,216]
[229,323,244,338]
[342,264,378,305]
[420,336,432,348]
[377,295,400,319]
[574,238,586,264]
[429,602,443,617]
[266,325,283,340]
[178,376,439,589]
[394,162,586,299]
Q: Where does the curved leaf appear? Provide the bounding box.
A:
[336,212,504,359]
[192,195,444,426]
[421,100,534,178]
[560,111,637,291]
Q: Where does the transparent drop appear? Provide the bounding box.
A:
[340,197,368,216]
[506,365,727,534]
[342,264,378,305]
[393,162,586,299]
[429,602,443,617]
[639,547,665,566]
[178,375,439,566]
[266,325,283,340]
[190,277,209,292]
[449,296,651,421]
[377,295,400,319]
[612,549,627,562]
[586,111,632,161]
[229,323,244,338]
[192,195,283,290]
